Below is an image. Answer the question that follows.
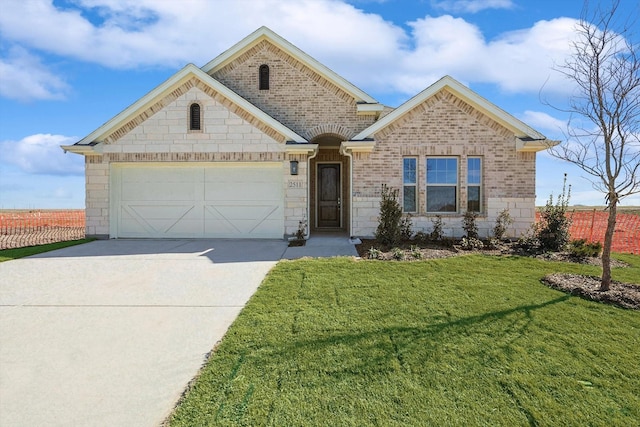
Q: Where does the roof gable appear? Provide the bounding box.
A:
[201,26,380,106]
[65,63,306,153]
[353,76,556,152]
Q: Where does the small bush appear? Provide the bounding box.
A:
[413,231,430,243]
[568,239,602,258]
[493,209,514,240]
[368,247,383,260]
[515,226,542,255]
[430,215,444,241]
[460,237,484,251]
[400,215,413,240]
[410,245,423,259]
[295,218,307,240]
[486,237,501,249]
[375,185,402,246]
[537,174,572,252]
[462,211,479,239]
[391,247,405,260]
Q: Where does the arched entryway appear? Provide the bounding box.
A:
[309,134,350,234]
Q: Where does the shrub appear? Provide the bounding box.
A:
[568,239,602,258]
[493,209,514,240]
[460,237,484,251]
[367,247,383,260]
[462,211,479,239]
[375,185,402,246]
[486,237,501,249]
[391,247,405,260]
[515,226,542,255]
[430,215,444,241]
[410,245,423,259]
[400,214,413,240]
[537,174,572,252]
[413,231,430,243]
[295,218,307,240]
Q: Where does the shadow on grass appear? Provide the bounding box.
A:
[271,294,572,375]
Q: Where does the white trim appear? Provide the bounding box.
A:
[516,138,560,152]
[426,156,459,214]
[339,140,376,154]
[353,76,549,142]
[284,143,319,155]
[357,103,385,115]
[202,26,380,105]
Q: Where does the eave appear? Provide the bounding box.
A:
[284,142,319,155]
[516,138,561,152]
[340,140,376,155]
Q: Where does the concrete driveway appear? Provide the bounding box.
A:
[0,239,288,427]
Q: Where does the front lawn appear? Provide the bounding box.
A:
[169,255,640,426]
[0,239,93,262]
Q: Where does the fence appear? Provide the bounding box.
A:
[536,210,640,255]
[1,209,638,254]
[0,210,85,250]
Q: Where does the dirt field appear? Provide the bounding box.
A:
[0,210,85,250]
[1,209,639,254]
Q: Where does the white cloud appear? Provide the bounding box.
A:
[0,134,84,175]
[431,0,514,14]
[519,111,567,138]
[0,46,69,101]
[400,16,579,95]
[0,0,591,99]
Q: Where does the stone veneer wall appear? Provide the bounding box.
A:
[351,89,537,238]
[84,86,309,238]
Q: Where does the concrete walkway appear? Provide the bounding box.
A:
[0,236,357,426]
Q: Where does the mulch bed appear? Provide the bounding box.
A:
[542,274,640,310]
[356,239,639,310]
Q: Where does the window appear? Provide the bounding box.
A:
[467,157,482,212]
[189,103,201,130]
[259,64,270,90]
[426,157,458,212]
[403,158,417,212]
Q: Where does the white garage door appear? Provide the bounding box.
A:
[111,163,284,238]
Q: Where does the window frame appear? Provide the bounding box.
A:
[259,64,270,90]
[188,102,202,132]
[467,157,482,212]
[425,157,459,213]
[402,157,418,213]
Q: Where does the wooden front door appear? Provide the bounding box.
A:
[317,163,341,228]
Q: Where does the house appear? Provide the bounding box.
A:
[62,26,557,240]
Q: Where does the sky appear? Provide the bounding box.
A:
[0,0,639,209]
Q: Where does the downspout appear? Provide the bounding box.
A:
[305,149,319,240]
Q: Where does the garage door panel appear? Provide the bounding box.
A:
[113,164,284,238]
[119,204,201,237]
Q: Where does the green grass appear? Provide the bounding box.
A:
[170,254,640,426]
[0,239,93,262]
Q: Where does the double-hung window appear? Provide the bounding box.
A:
[426,157,458,212]
[403,158,417,212]
[467,157,482,212]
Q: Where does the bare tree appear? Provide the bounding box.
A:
[551,0,640,290]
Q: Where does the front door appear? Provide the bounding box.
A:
[317,163,341,228]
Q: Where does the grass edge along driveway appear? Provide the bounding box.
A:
[170,254,639,426]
